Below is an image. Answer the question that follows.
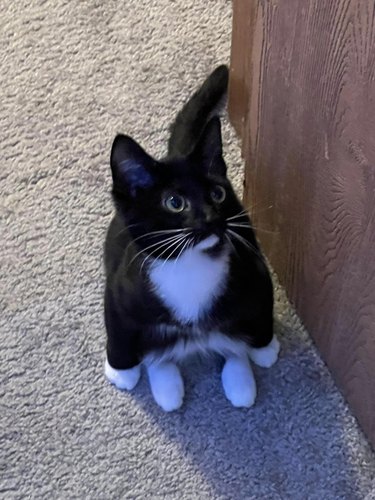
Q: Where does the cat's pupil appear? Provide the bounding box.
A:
[170,196,182,209]
[164,194,186,213]
[211,185,226,203]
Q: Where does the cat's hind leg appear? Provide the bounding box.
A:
[147,362,184,412]
[221,355,257,408]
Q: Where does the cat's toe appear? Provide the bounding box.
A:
[249,336,280,368]
[105,360,141,390]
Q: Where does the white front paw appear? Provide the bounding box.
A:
[147,362,184,412]
[222,357,257,408]
[105,359,141,390]
[249,336,280,368]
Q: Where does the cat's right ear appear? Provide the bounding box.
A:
[110,134,155,195]
[192,117,227,177]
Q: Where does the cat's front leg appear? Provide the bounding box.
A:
[104,288,142,391]
[237,313,280,368]
[146,362,184,412]
[221,355,257,408]
[105,360,141,391]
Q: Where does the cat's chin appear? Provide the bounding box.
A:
[195,234,227,257]
[195,234,220,251]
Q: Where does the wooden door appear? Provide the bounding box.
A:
[229,0,375,448]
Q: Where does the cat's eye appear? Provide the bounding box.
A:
[210,185,226,203]
[163,194,188,213]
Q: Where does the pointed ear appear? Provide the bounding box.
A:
[110,134,155,195]
[193,117,227,176]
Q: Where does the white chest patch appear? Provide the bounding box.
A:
[148,238,230,324]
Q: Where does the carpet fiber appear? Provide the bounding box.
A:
[1,1,374,498]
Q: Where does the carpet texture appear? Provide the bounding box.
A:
[1,1,374,498]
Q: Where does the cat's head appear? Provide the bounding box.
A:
[110,117,243,257]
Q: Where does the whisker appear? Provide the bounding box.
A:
[189,236,196,248]
[129,227,188,246]
[139,234,187,274]
[158,235,190,271]
[139,236,186,273]
[227,229,255,251]
[225,233,239,259]
[124,228,189,258]
[162,234,190,258]
[244,202,274,214]
[226,211,248,222]
[173,236,193,268]
[163,234,188,258]
[228,222,252,229]
[127,234,183,269]
[228,222,277,235]
[226,204,274,222]
[115,223,141,238]
[227,229,265,262]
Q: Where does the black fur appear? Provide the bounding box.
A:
[168,64,229,157]
[104,66,274,370]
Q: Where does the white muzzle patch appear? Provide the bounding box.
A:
[195,234,220,251]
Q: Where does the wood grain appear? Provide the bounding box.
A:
[230,0,375,448]
[228,0,256,137]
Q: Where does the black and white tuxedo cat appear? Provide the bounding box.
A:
[104,66,279,411]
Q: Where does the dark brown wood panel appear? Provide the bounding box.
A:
[228,0,256,137]
[229,0,375,448]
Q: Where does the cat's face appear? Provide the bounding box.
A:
[110,118,244,257]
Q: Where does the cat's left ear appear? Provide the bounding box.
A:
[193,117,227,177]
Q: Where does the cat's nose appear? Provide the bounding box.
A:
[203,207,220,225]
[195,213,224,238]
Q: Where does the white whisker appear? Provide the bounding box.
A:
[226,204,274,223]
[228,223,252,229]
[226,210,249,222]
[227,229,264,261]
[115,223,140,238]
[139,234,187,274]
[156,236,187,272]
[173,236,193,269]
[225,233,239,259]
[228,222,277,235]
[128,227,188,246]
[127,234,184,269]
[124,227,190,260]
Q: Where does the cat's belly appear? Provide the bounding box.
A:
[148,244,230,324]
[144,328,248,365]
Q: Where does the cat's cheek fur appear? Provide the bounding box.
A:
[249,337,280,368]
[221,356,257,408]
[147,362,184,412]
[105,359,141,390]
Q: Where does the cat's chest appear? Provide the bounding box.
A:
[148,247,230,324]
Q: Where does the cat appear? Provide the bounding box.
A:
[104,65,280,412]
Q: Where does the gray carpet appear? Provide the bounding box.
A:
[1,1,374,498]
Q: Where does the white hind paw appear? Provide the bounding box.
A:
[222,356,257,408]
[147,362,184,412]
[249,337,280,368]
[105,359,141,390]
